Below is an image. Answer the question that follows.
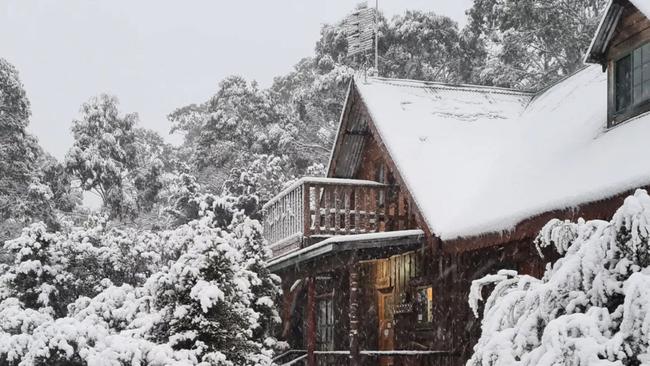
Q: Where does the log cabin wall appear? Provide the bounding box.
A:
[607,4,650,61]
[354,132,420,233]
[389,237,552,366]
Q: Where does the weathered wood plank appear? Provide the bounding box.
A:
[314,185,321,235]
[344,187,351,234]
[334,186,340,234]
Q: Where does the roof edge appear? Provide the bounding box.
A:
[326,78,354,178]
[356,75,536,96]
[585,0,623,66]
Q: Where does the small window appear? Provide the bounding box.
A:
[415,286,433,325]
[613,42,650,124]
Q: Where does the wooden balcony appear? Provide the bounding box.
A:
[262,177,390,258]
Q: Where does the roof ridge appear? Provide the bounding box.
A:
[357,76,535,96]
[531,65,592,99]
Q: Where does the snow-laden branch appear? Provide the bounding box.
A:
[469,189,650,365]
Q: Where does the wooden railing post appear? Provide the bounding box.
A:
[303,183,311,245]
[324,187,331,234]
[314,185,321,235]
[349,257,361,366]
[334,186,340,234]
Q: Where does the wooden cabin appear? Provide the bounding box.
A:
[266,1,650,365]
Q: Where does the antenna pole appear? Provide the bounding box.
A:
[374,0,379,74]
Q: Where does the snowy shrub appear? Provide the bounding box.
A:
[0,208,280,365]
[468,189,650,366]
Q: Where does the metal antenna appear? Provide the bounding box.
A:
[375,0,379,75]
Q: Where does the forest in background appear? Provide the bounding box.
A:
[0,1,611,364]
[1,0,608,242]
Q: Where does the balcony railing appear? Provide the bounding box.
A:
[262,177,388,257]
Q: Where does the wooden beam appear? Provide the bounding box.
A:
[348,257,361,366]
[303,182,311,244]
[327,80,355,177]
[306,277,316,366]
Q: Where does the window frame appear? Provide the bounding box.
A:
[610,41,650,127]
[315,293,335,352]
[414,285,434,328]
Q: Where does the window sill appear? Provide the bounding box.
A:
[609,99,650,128]
[608,108,650,130]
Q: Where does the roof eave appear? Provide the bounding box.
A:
[584,0,624,67]
[326,79,354,178]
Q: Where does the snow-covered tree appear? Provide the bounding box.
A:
[38,154,83,215]
[170,76,296,172]
[382,11,463,82]
[65,94,140,218]
[464,0,607,89]
[0,58,71,243]
[0,201,281,365]
[66,95,174,220]
[222,154,297,215]
[469,189,650,365]
[232,213,282,345]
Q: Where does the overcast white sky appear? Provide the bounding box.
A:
[1,1,473,160]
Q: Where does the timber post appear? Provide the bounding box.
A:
[349,256,361,366]
[307,277,316,366]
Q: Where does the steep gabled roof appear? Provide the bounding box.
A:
[332,65,650,241]
[586,0,650,65]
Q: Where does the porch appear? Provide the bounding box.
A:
[263,177,458,365]
[262,176,423,259]
[267,230,460,366]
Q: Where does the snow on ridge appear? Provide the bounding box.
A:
[355,65,650,241]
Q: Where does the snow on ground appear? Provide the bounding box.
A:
[356,65,650,240]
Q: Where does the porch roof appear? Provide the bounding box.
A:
[266,229,424,272]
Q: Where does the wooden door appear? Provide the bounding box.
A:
[378,291,395,366]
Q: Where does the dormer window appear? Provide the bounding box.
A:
[585,0,650,127]
[614,43,650,121]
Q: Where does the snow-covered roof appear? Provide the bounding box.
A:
[354,65,650,240]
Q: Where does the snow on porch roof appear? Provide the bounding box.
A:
[266,230,424,272]
[354,65,650,241]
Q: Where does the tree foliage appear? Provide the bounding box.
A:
[0,204,281,365]
[0,58,79,242]
[65,95,175,220]
[465,0,607,89]
[469,190,650,366]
